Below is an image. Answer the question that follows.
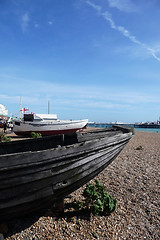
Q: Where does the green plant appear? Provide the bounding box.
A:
[73,199,83,211]
[73,180,117,216]
[0,130,11,142]
[31,132,42,139]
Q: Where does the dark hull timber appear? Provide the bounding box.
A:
[0,126,134,221]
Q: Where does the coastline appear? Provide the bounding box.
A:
[3,131,160,239]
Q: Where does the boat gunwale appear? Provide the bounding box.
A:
[0,132,133,170]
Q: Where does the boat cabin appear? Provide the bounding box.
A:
[23,114,58,122]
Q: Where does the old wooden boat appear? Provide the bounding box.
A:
[13,113,88,136]
[0,126,134,221]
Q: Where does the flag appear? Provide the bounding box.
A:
[20,108,29,113]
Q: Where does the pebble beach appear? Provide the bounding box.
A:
[2,130,160,240]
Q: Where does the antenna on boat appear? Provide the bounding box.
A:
[48,100,50,114]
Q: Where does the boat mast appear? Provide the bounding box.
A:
[20,96,22,119]
[48,100,50,114]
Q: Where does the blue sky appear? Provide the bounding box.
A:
[1,0,160,123]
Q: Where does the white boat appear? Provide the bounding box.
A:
[13,113,88,136]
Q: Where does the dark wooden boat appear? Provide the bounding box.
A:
[0,126,134,221]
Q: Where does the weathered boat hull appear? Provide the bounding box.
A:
[0,126,134,221]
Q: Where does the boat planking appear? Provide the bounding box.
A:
[0,126,134,221]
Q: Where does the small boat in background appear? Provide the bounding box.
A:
[13,113,88,136]
[0,125,134,221]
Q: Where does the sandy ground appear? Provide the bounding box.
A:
[2,130,160,239]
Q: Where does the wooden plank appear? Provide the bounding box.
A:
[0,142,125,198]
[0,137,130,189]
[0,142,126,198]
[0,134,129,177]
[0,140,121,220]
[0,132,132,170]
[0,142,126,207]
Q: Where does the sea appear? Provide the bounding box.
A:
[87,123,160,133]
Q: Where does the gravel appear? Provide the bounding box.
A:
[3,131,160,239]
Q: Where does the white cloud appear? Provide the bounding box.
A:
[86,1,102,12]
[34,23,39,28]
[107,0,138,13]
[48,21,53,25]
[1,74,160,107]
[21,12,30,32]
[87,1,160,62]
[1,73,160,120]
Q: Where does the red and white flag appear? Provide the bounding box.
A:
[20,107,29,113]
